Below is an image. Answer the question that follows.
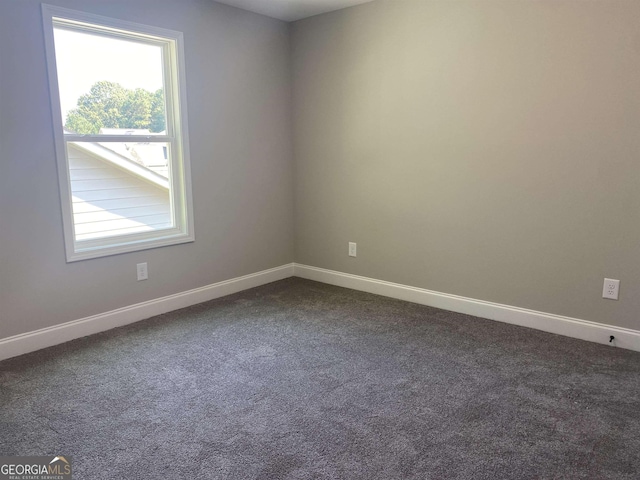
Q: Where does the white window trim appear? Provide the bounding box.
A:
[42,4,195,262]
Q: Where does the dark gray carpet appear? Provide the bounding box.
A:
[1,278,640,479]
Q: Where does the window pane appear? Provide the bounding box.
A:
[53,27,166,135]
[68,142,173,241]
[44,6,194,261]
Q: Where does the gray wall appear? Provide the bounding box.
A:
[3,0,640,342]
[0,0,294,339]
[292,0,640,330]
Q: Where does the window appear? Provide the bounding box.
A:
[42,5,194,261]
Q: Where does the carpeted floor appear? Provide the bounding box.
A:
[1,278,640,479]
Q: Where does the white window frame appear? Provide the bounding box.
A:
[42,5,195,262]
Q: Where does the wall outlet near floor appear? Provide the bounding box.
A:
[137,262,148,281]
[348,242,357,257]
[602,278,619,300]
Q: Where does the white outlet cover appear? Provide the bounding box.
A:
[137,262,148,281]
[602,278,620,300]
[348,242,357,257]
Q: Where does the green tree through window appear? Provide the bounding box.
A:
[64,81,165,134]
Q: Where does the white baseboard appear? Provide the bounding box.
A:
[294,264,640,353]
[0,263,294,361]
[4,262,638,362]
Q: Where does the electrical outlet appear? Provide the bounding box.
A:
[137,262,148,281]
[602,278,619,300]
[348,242,357,257]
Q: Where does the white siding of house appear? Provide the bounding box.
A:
[68,144,172,241]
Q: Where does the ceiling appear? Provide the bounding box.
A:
[214,0,376,22]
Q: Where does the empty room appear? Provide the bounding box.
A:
[1,0,639,478]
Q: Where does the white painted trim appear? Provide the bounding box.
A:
[0,264,294,361]
[294,264,640,353]
[4,262,637,362]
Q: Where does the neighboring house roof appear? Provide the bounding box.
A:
[98,128,169,178]
[68,143,172,241]
[70,141,169,190]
